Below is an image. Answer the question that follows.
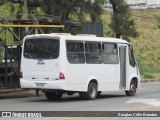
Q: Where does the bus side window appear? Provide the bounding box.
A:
[85,42,102,64]
[129,46,136,67]
[102,43,118,64]
[66,41,85,64]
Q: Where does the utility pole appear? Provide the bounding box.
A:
[23,0,28,19]
[23,0,28,32]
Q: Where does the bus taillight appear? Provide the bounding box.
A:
[20,70,23,78]
[59,72,65,80]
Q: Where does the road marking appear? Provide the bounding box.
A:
[126,98,160,106]
[129,106,160,111]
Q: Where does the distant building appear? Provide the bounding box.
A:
[104,0,160,11]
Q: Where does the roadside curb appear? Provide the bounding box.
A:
[0,89,42,98]
[141,79,160,83]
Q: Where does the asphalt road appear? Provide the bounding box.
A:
[0,82,160,119]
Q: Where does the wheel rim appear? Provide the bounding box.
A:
[90,85,96,98]
[130,83,136,94]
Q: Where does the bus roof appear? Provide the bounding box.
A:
[24,34,129,44]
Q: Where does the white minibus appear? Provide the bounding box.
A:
[20,34,140,100]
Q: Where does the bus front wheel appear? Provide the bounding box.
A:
[125,80,136,96]
[79,82,97,100]
[45,92,62,100]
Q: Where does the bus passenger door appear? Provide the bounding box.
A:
[119,45,127,89]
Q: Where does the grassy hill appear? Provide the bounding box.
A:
[102,9,160,80]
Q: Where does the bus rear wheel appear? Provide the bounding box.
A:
[125,80,136,96]
[45,92,63,100]
[79,82,97,100]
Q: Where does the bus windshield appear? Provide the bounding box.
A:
[24,38,59,59]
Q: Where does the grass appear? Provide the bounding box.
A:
[143,73,155,79]
[131,10,160,80]
[102,9,160,80]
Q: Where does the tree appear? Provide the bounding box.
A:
[39,0,107,23]
[0,0,107,34]
[109,0,138,41]
[0,1,20,19]
[1,0,107,23]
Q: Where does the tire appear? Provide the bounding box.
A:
[79,82,97,100]
[45,92,63,100]
[125,80,137,96]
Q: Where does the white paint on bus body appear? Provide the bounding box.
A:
[20,34,140,95]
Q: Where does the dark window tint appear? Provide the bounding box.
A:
[85,42,102,64]
[24,38,59,59]
[102,43,118,64]
[66,41,85,64]
[129,46,136,67]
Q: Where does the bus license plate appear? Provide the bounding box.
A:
[35,83,46,87]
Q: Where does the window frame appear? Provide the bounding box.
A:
[128,45,136,67]
[85,41,102,64]
[23,37,60,60]
[66,40,85,64]
[102,42,119,64]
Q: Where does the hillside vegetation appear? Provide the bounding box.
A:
[0,2,160,80]
[102,9,160,80]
